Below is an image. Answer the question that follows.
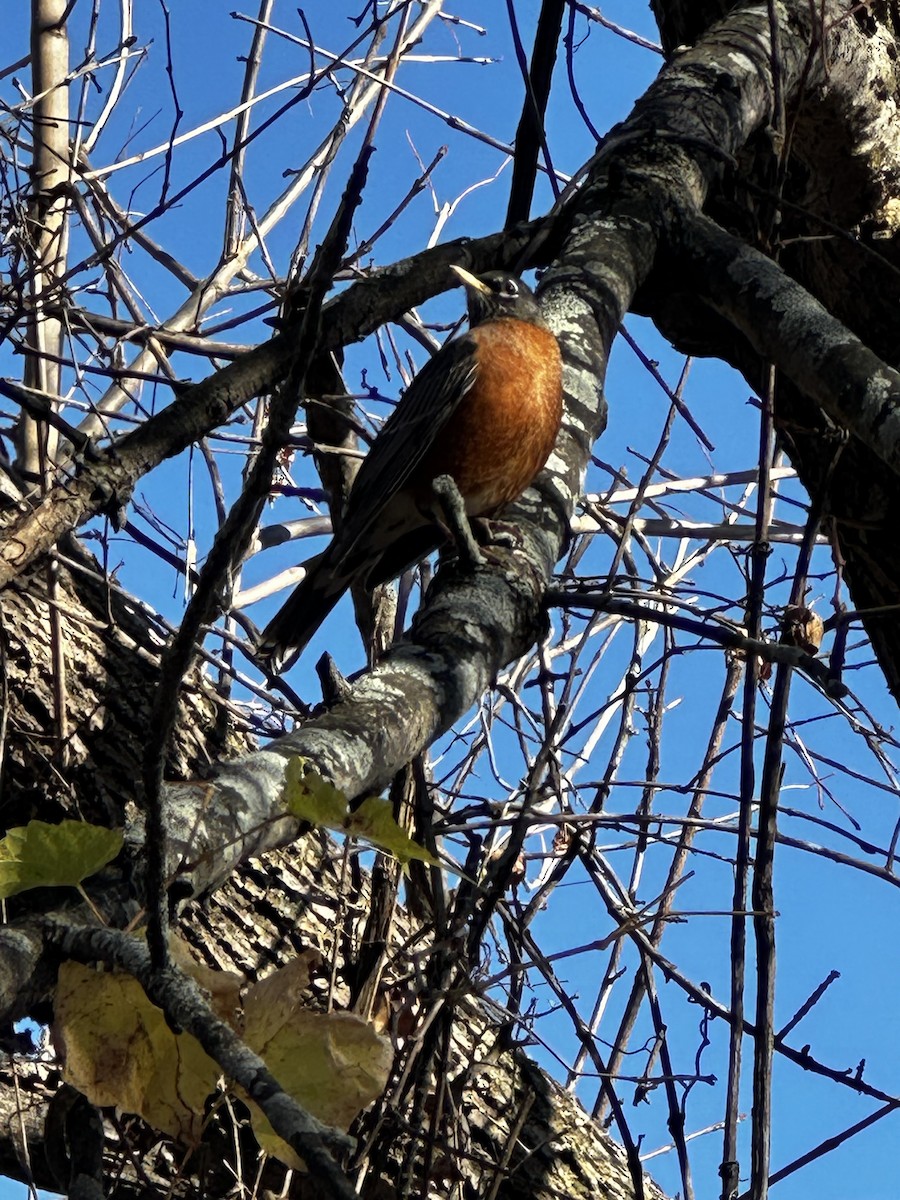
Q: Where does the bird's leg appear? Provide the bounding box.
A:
[430,474,485,569]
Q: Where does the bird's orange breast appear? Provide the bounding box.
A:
[412,318,562,515]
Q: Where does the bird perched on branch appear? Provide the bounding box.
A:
[257,265,563,674]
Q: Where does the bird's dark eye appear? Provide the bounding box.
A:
[503,278,519,297]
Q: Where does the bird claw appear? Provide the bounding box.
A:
[431,474,485,569]
[471,517,524,551]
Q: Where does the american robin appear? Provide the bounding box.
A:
[258,265,563,673]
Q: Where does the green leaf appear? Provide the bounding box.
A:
[347,796,439,866]
[283,757,349,827]
[282,758,438,865]
[0,820,123,899]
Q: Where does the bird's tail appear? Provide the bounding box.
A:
[256,550,352,675]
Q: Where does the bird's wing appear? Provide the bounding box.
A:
[337,332,479,549]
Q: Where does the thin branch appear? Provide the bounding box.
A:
[504,0,565,227]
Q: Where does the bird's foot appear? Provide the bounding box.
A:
[431,474,485,570]
[470,517,524,551]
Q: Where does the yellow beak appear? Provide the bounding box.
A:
[449,264,490,293]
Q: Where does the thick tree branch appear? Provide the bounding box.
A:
[678,214,900,477]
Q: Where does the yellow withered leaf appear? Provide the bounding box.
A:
[242,957,392,1167]
[54,962,219,1147]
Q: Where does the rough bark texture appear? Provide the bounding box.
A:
[0,538,254,830]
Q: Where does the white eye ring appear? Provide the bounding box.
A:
[504,278,519,297]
